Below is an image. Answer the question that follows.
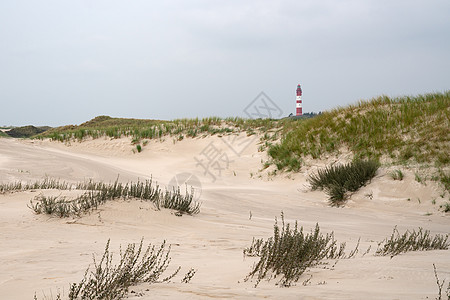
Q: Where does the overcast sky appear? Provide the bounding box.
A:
[1,0,449,126]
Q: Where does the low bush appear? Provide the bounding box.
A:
[375,227,449,257]
[308,160,379,206]
[243,213,357,287]
[69,239,179,300]
[34,239,187,300]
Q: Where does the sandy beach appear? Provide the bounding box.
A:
[0,136,449,299]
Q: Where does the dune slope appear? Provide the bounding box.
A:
[0,134,449,299]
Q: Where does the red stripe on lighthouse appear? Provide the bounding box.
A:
[296,84,302,116]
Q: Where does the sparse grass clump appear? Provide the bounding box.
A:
[440,202,450,213]
[308,160,379,206]
[155,187,200,215]
[0,177,71,193]
[244,213,357,287]
[24,178,200,217]
[389,169,404,181]
[375,227,449,257]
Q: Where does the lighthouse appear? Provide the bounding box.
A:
[296,84,302,116]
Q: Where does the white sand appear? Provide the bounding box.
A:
[0,136,449,299]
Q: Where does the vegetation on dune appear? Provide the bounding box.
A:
[307,160,379,206]
[375,226,449,257]
[28,178,200,217]
[0,177,71,193]
[267,92,449,197]
[433,264,450,300]
[37,115,293,143]
[268,91,450,170]
[244,213,359,287]
[34,239,195,300]
[8,92,449,193]
[244,213,449,288]
[0,177,200,216]
[389,169,404,181]
[5,125,51,138]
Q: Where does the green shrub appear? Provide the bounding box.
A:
[375,227,449,257]
[308,160,379,206]
[243,213,356,287]
[69,239,180,300]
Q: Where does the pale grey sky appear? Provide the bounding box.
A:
[1,0,449,126]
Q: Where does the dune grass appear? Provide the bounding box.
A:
[0,177,71,193]
[27,178,200,217]
[307,160,379,206]
[36,115,290,144]
[268,92,449,169]
[0,177,200,216]
[389,169,404,181]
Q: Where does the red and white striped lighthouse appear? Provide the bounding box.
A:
[296,84,302,116]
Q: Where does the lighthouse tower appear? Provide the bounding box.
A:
[296,84,302,116]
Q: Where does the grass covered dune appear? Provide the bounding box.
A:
[268,91,449,170]
[34,91,449,192]
[0,91,449,299]
[38,115,289,143]
[38,92,449,172]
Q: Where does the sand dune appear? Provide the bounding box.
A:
[0,136,449,299]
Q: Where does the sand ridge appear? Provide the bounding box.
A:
[0,136,449,299]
